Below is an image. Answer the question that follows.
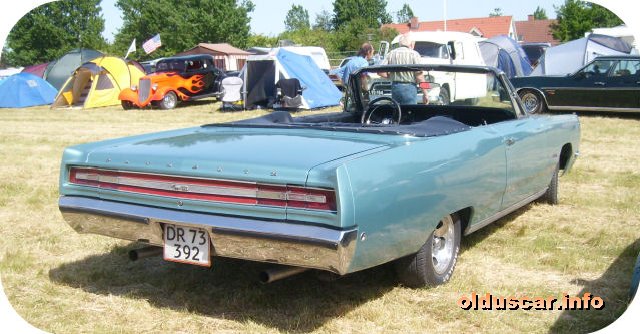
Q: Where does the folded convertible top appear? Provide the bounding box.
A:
[208,111,471,137]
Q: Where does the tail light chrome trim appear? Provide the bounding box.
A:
[69,167,336,212]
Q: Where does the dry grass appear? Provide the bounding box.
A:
[0,102,639,333]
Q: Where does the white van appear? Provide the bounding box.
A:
[390,31,485,66]
[387,31,487,103]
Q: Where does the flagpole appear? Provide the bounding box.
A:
[444,0,447,31]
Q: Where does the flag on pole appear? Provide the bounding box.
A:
[142,34,162,54]
[124,38,136,58]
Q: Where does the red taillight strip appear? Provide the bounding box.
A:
[69,167,336,211]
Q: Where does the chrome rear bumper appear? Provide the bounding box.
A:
[59,196,357,274]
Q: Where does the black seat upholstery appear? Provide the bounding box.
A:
[275,78,303,109]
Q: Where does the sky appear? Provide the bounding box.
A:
[100,0,570,42]
[0,1,637,47]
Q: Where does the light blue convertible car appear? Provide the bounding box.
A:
[58,64,580,287]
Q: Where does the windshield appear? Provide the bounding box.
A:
[413,41,450,59]
[155,60,186,73]
[212,65,520,137]
[576,59,616,76]
[346,66,517,116]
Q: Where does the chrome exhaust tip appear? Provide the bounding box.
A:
[128,246,163,261]
[259,266,308,284]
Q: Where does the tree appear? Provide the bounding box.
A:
[284,4,310,31]
[248,34,279,48]
[396,3,415,23]
[313,10,334,31]
[588,3,624,28]
[332,0,392,30]
[489,8,503,17]
[331,17,397,53]
[396,3,414,23]
[533,6,548,20]
[112,0,254,60]
[2,0,106,66]
[551,0,623,42]
[279,28,332,49]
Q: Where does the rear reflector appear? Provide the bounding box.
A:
[69,167,337,211]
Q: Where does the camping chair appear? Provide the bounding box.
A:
[219,76,244,112]
[274,78,304,110]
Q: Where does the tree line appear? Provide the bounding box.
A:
[1,0,624,67]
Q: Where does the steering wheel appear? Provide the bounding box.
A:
[361,96,402,125]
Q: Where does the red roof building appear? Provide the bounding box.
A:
[175,43,253,71]
[515,15,561,45]
[382,16,518,40]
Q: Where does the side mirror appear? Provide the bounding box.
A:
[378,41,389,58]
[447,41,457,60]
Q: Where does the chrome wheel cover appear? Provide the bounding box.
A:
[163,93,177,109]
[521,92,539,113]
[432,215,455,275]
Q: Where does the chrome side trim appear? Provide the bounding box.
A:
[464,188,547,235]
[59,196,357,274]
[543,86,640,91]
[548,105,640,112]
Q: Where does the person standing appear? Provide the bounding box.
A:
[331,42,375,86]
[380,33,428,104]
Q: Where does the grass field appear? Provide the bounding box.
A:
[0,102,639,333]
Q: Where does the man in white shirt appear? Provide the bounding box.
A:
[380,33,428,104]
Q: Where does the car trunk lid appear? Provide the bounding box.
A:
[83,127,388,184]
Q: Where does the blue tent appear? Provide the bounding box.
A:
[479,35,533,78]
[244,48,341,109]
[0,72,58,108]
[276,49,342,108]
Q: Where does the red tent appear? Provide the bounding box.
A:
[21,62,49,78]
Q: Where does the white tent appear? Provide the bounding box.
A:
[590,25,636,49]
[0,67,24,80]
[531,33,634,75]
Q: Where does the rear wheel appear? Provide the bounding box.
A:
[438,87,450,105]
[519,89,547,114]
[395,214,461,288]
[159,91,178,110]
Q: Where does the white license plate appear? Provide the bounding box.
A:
[163,224,211,267]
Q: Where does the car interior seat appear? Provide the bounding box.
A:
[614,69,631,77]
